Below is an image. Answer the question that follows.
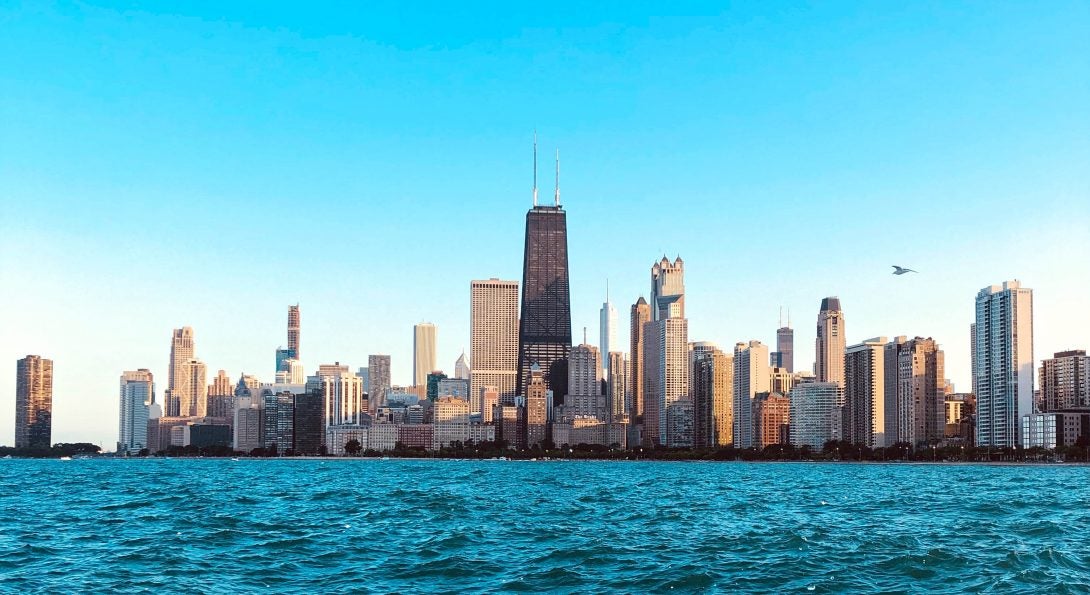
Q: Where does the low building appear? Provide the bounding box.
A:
[185,423,232,448]
[398,424,433,450]
[368,424,398,452]
[326,425,368,456]
[1022,412,1090,449]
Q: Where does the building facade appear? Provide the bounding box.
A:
[1039,350,1089,411]
[815,297,846,386]
[789,381,844,449]
[470,279,520,411]
[413,323,437,387]
[733,341,770,448]
[844,338,888,448]
[15,355,54,449]
[973,281,1034,447]
[629,296,652,421]
[367,355,391,413]
[118,369,153,454]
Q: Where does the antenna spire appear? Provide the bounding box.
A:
[779,306,783,328]
[606,278,610,303]
[583,326,587,345]
[532,131,538,207]
[554,148,561,207]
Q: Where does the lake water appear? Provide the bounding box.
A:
[1,459,1087,592]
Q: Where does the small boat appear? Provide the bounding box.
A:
[59,456,72,461]
[381,456,390,460]
[231,457,240,462]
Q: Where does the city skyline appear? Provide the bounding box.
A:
[2,3,1088,448]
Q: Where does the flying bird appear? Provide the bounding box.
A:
[892,265,918,275]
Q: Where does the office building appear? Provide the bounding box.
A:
[293,392,324,455]
[118,369,153,455]
[470,279,520,410]
[481,386,499,423]
[207,369,234,421]
[974,281,1034,447]
[413,323,437,387]
[454,352,471,380]
[665,399,695,448]
[437,378,471,401]
[516,146,572,401]
[644,317,690,446]
[15,355,54,449]
[600,285,618,379]
[774,311,794,372]
[815,297,846,386]
[166,327,195,417]
[629,296,652,420]
[607,352,627,420]
[733,341,770,448]
[368,355,391,412]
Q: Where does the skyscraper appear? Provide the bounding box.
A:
[517,143,572,401]
[525,363,548,448]
[754,392,791,448]
[897,337,946,446]
[288,304,300,357]
[733,341,770,449]
[815,297,846,386]
[367,355,391,413]
[177,359,208,418]
[643,257,689,446]
[15,355,53,449]
[844,338,888,448]
[470,279,519,411]
[413,323,437,387]
[692,346,733,447]
[789,380,844,449]
[1040,350,1090,411]
[689,341,719,448]
[600,284,618,379]
[974,281,1034,448]
[118,369,153,455]
[607,352,627,421]
[166,327,194,417]
[774,310,794,372]
[454,352,471,380]
[651,256,685,320]
[208,369,233,420]
[629,297,651,421]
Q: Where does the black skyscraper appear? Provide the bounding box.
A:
[517,142,572,402]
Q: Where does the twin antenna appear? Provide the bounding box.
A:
[532,131,561,207]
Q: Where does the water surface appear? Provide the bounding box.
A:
[1,459,1087,592]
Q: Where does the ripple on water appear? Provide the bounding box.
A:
[1,459,1089,591]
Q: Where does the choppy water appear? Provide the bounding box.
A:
[1,459,1088,593]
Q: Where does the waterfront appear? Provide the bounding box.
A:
[1,459,1087,593]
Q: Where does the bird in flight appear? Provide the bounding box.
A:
[892,265,918,275]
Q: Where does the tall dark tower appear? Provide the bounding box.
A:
[517,138,572,402]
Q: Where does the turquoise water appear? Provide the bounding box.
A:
[1,459,1087,593]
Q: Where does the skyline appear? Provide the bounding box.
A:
[2,2,1089,448]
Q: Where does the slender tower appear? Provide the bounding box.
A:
[288,304,300,359]
[600,281,618,380]
[815,297,845,386]
[516,136,572,401]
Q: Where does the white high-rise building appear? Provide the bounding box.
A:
[974,281,1034,447]
[470,279,519,412]
[177,359,207,418]
[454,352,471,380]
[413,323,437,387]
[367,355,391,413]
[789,380,844,449]
[733,341,770,448]
[118,369,153,454]
[318,367,367,427]
[600,285,618,379]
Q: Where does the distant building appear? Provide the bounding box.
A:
[454,352,471,380]
[733,341,770,448]
[118,369,153,454]
[480,386,499,423]
[166,327,194,417]
[433,396,472,449]
[207,370,234,422]
[15,355,53,449]
[606,352,627,421]
[844,337,889,448]
[897,337,946,446]
[368,355,391,413]
[263,391,296,454]
[754,392,790,448]
[233,393,263,453]
[326,425,368,456]
[470,279,519,410]
[692,345,732,447]
[815,297,845,386]
[600,287,618,380]
[413,323,437,387]
[495,403,526,450]
[629,296,652,423]
[316,368,366,428]
[1039,350,1089,411]
[398,424,433,450]
[437,378,470,401]
[184,422,231,449]
[526,365,549,448]
[293,392,324,455]
[789,381,843,449]
[974,281,1034,447]
[775,316,794,372]
[665,399,694,448]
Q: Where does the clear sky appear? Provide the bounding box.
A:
[2,1,1088,449]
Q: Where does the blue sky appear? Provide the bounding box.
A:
[2,1,1088,448]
